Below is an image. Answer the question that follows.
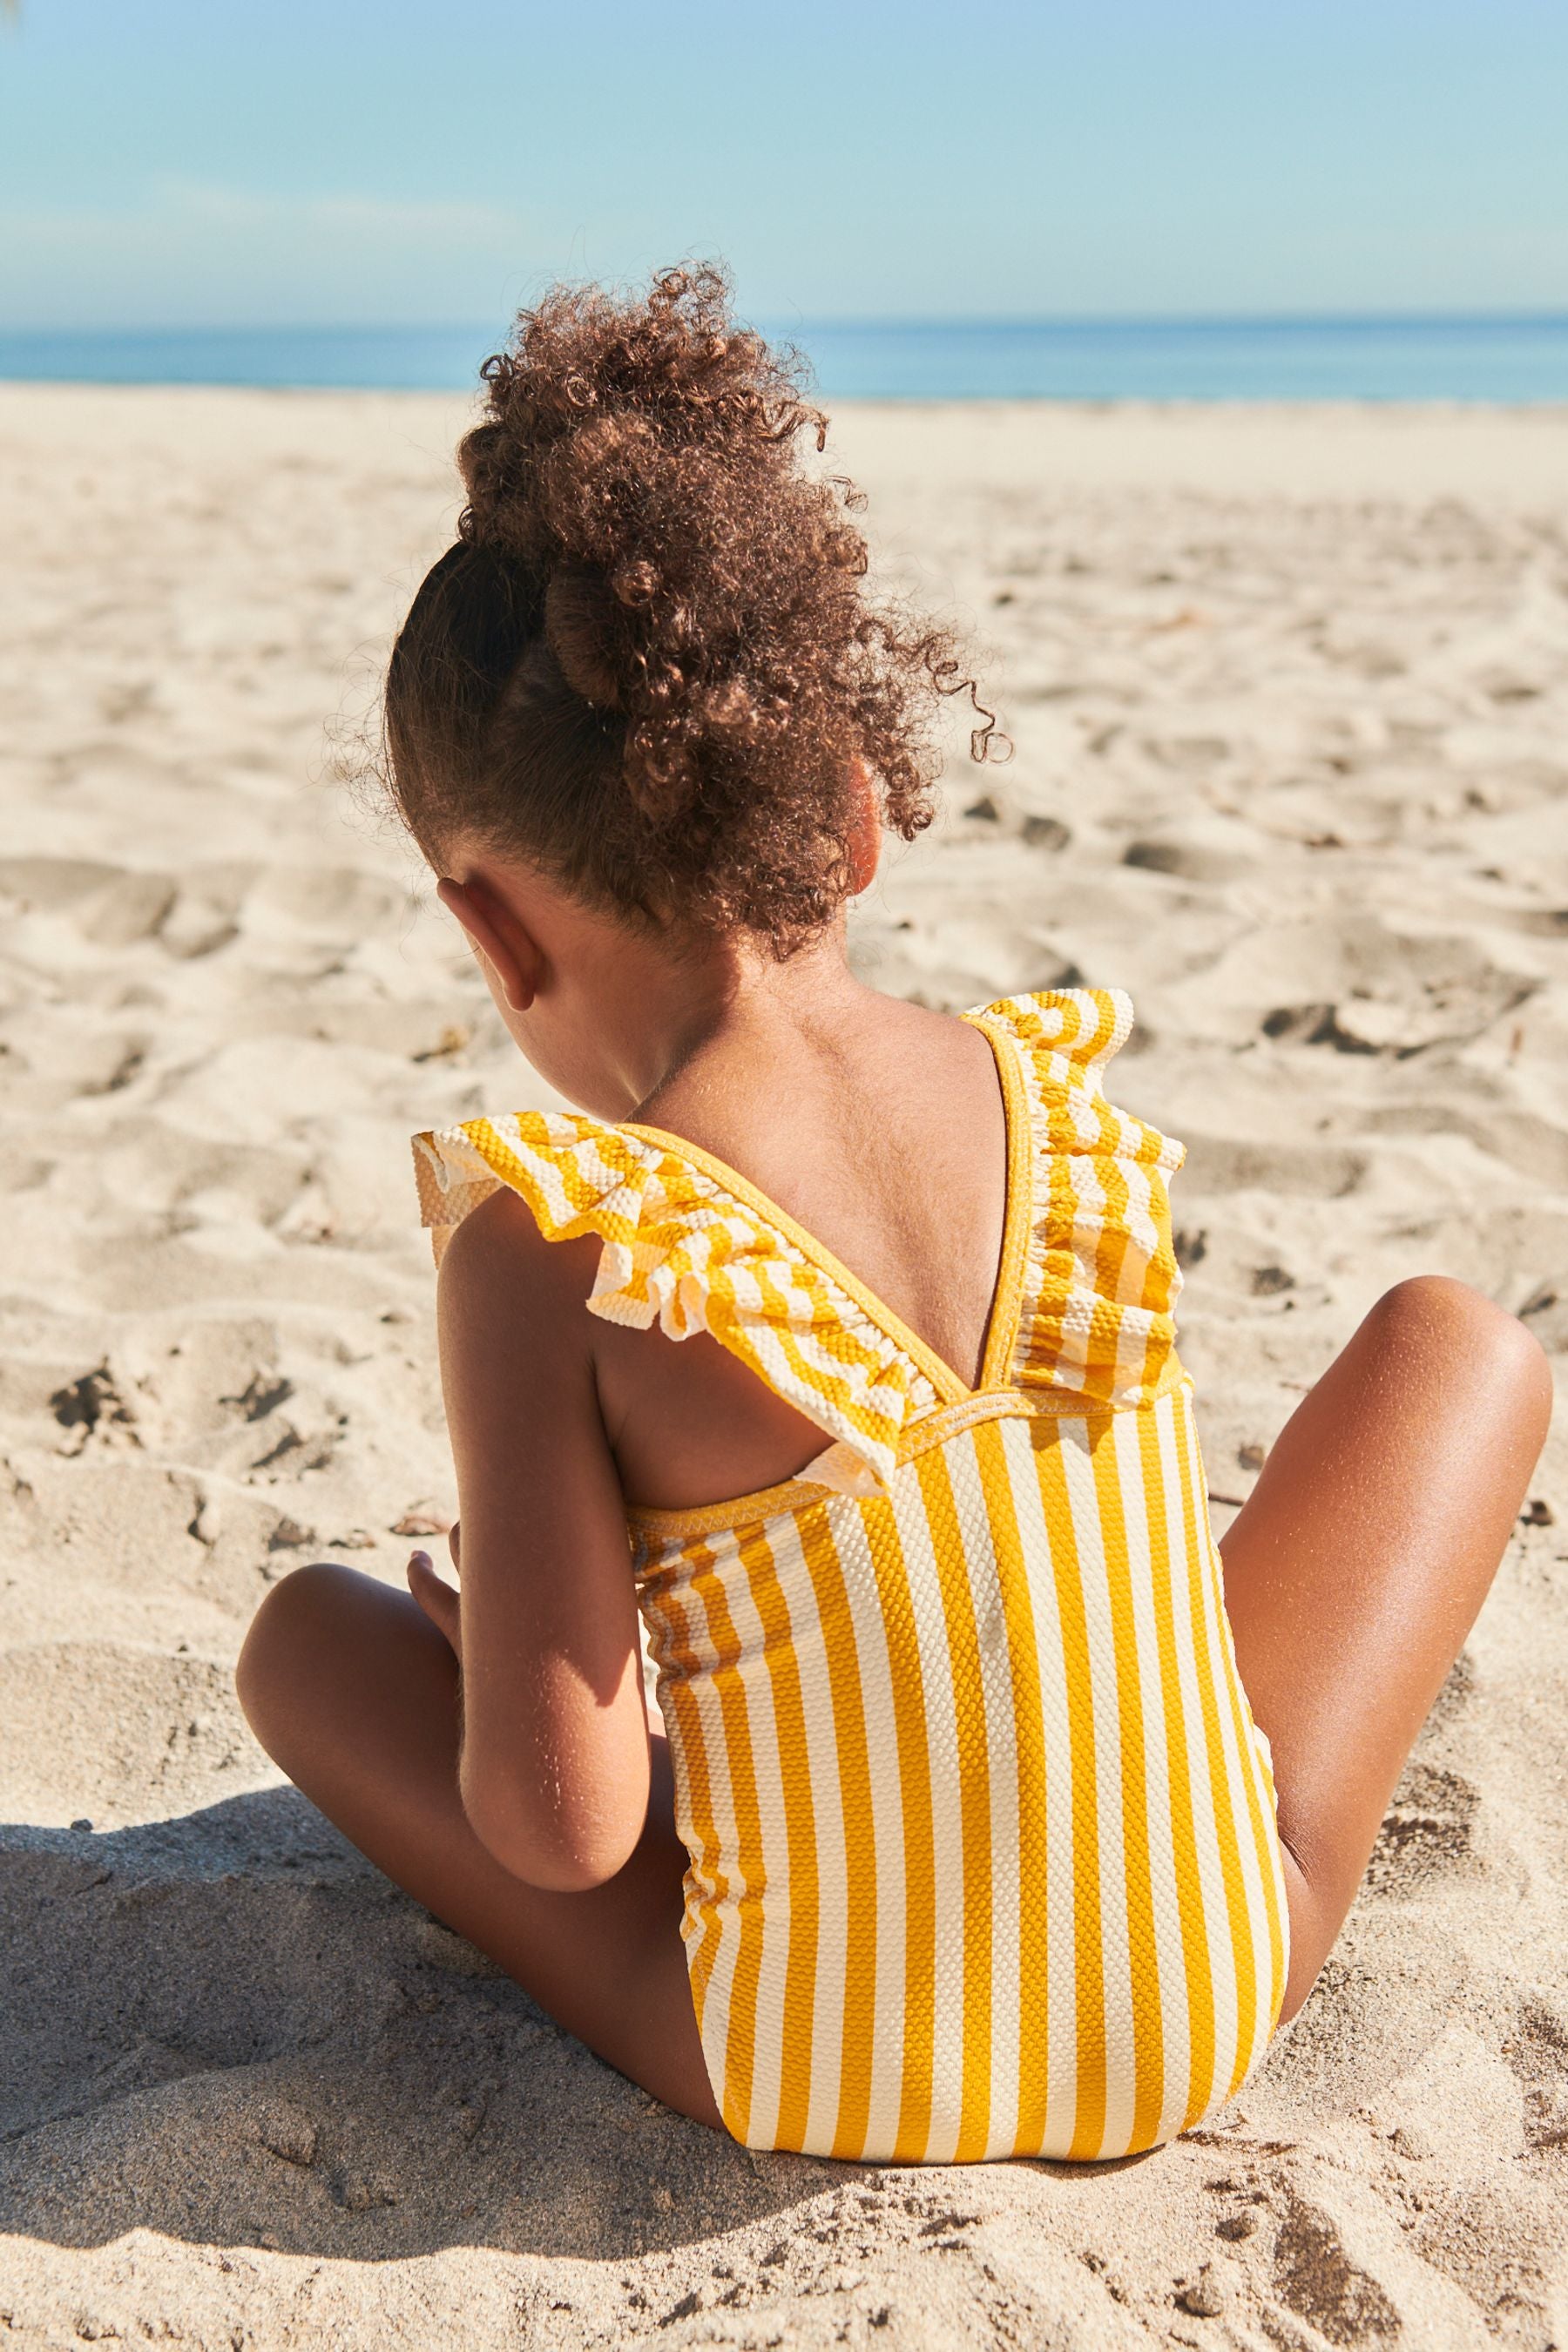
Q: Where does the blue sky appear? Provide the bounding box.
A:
[2,0,1565,328]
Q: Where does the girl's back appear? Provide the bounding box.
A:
[586,982,1011,1511]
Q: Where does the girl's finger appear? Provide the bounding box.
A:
[407,1550,460,1639]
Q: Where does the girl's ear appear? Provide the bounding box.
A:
[846,757,882,895]
[436,875,542,1012]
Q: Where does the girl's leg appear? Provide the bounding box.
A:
[234,1563,721,2127]
[1220,1275,1552,2022]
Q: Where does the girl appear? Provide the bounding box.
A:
[237,267,1551,2164]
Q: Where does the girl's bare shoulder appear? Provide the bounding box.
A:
[435,1189,601,1399]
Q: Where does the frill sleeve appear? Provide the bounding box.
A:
[966,989,1188,1409]
[412,1112,942,1497]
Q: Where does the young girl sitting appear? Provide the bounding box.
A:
[237,266,1551,2165]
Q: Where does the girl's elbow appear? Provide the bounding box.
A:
[534,1842,632,1894]
[460,1774,643,1894]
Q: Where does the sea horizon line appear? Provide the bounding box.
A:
[3,308,1567,338]
[3,314,1564,402]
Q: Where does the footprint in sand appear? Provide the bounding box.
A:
[1364,1760,1482,1901]
[1501,2001,1568,2153]
[48,1362,141,1456]
[1269,2190,1403,2352]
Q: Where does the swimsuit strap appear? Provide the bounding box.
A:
[411,1111,944,1497]
[962,988,1190,1410]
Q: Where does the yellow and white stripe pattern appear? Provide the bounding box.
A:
[414,989,1289,2161]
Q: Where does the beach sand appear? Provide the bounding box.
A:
[2,384,1565,2349]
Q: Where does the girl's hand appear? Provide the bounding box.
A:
[408,1544,462,1660]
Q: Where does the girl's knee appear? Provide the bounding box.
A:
[1367,1275,1551,1414]
[235,1560,375,1745]
[1373,1272,1506,1337]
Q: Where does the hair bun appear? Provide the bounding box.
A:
[383,264,996,945]
[544,566,625,712]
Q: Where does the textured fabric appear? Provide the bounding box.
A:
[967,989,1189,1409]
[413,988,1290,2160]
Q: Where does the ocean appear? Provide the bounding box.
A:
[1,315,1565,402]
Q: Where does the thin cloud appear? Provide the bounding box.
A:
[161,179,525,246]
[10,177,528,250]
[0,177,536,324]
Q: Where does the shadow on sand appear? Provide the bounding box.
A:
[1,1789,825,2262]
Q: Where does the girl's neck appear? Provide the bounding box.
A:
[437,845,888,1125]
[628,923,872,1130]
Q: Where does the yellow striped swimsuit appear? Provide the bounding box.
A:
[413,987,1289,2163]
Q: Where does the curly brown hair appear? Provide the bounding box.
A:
[384,263,997,947]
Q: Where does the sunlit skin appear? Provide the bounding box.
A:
[237,794,1551,2132]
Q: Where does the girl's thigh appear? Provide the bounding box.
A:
[1219,1275,1552,2021]
[235,1563,721,2130]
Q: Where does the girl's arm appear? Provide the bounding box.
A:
[427,1187,651,1891]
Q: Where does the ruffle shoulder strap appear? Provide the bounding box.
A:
[411,1112,943,1497]
[963,988,1188,1409]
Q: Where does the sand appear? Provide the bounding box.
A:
[1,383,1565,2350]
